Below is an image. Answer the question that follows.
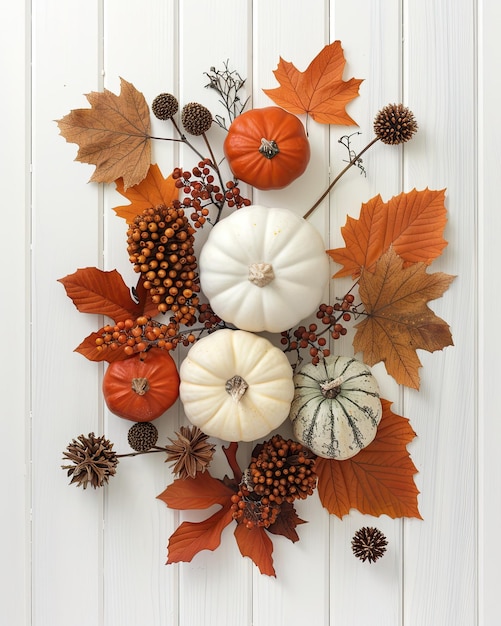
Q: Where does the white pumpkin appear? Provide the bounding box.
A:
[199,205,330,332]
[179,328,294,442]
[289,356,382,460]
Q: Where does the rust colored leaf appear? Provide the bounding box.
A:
[59,268,146,322]
[328,188,448,278]
[316,400,421,519]
[157,471,235,510]
[75,330,131,363]
[234,524,276,577]
[114,163,179,222]
[354,247,455,389]
[56,78,151,189]
[166,506,234,565]
[266,502,306,543]
[263,40,362,125]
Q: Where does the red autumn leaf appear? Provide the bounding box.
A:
[56,78,151,189]
[263,40,363,125]
[316,400,421,519]
[234,523,276,577]
[166,506,234,565]
[59,268,157,323]
[114,163,179,223]
[75,330,131,363]
[157,471,235,510]
[328,188,448,278]
[266,502,306,543]
[354,247,455,389]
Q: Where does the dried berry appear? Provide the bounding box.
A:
[181,102,213,136]
[128,422,159,452]
[152,93,179,120]
[374,103,418,145]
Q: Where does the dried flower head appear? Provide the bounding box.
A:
[181,102,213,136]
[165,425,215,479]
[351,526,388,563]
[62,433,118,489]
[128,421,159,452]
[151,93,179,120]
[373,103,418,145]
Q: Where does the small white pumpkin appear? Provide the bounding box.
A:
[199,205,330,333]
[179,328,294,442]
[289,356,382,460]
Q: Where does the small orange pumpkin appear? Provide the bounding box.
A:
[223,106,310,190]
[102,350,180,422]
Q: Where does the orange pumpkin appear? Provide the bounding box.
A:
[102,350,180,422]
[223,106,310,190]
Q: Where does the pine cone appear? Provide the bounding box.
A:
[351,527,388,562]
[152,93,179,120]
[128,422,159,452]
[181,102,213,136]
[373,103,418,145]
[165,425,215,479]
[62,433,118,489]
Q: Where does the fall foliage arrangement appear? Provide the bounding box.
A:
[58,41,453,577]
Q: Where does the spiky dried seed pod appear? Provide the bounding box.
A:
[165,425,215,479]
[152,93,179,120]
[373,103,418,145]
[62,433,118,489]
[181,102,213,136]
[351,526,388,563]
[127,421,159,452]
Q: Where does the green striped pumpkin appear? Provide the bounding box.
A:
[289,356,382,460]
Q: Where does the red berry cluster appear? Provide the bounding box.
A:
[95,305,227,356]
[281,293,360,365]
[230,435,317,530]
[172,159,251,227]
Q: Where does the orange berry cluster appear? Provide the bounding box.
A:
[281,293,359,365]
[172,159,250,228]
[126,205,200,325]
[231,435,317,530]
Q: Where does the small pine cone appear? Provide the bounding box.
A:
[62,433,118,489]
[373,103,418,145]
[152,93,179,120]
[128,422,159,452]
[351,527,388,563]
[181,102,213,136]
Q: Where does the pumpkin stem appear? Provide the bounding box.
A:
[225,375,249,402]
[319,375,344,399]
[248,262,275,287]
[259,138,280,159]
[131,377,149,396]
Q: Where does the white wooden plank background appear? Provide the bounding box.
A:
[2,0,498,624]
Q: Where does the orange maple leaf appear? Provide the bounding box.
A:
[354,247,455,389]
[328,188,448,278]
[263,40,363,125]
[316,400,421,519]
[114,163,179,222]
[56,77,151,189]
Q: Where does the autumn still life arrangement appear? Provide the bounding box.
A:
[57,41,453,576]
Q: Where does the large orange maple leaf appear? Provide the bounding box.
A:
[316,400,421,519]
[56,77,151,189]
[263,40,363,125]
[114,163,179,222]
[354,247,455,389]
[328,188,448,278]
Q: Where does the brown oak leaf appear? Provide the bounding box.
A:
[354,247,455,389]
[263,40,362,125]
[328,188,448,278]
[316,400,421,519]
[266,501,306,543]
[56,78,151,189]
[114,163,179,222]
